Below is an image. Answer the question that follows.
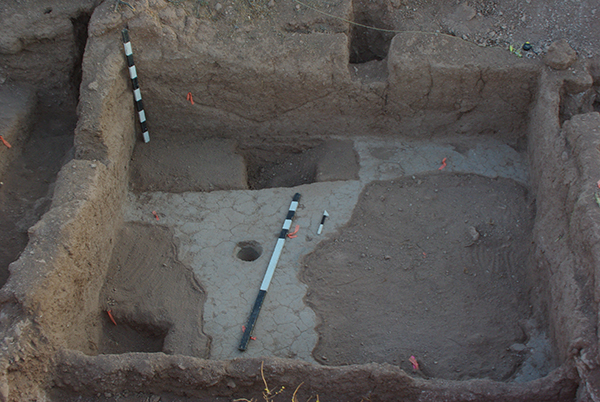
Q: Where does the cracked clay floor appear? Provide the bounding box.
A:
[124,136,528,361]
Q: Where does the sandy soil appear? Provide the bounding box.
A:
[302,173,540,381]
[97,222,210,357]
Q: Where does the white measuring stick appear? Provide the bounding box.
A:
[317,210,329,234]
[122,29,150,143]
[239,193,301,351]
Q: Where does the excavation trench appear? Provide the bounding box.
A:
[1,1,600,401]
[0,10,90,288]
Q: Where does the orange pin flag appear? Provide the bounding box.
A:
[107,310,117,326]
[0,136,11,149]
[287,224,300,238]
[409,355,419,371]
[438,157,447,170]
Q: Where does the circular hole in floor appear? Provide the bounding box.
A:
[236,241,263,262]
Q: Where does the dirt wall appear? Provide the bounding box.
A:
[0,1,99,105]
[52,350,578,402]
[0,1,102,297]
[86,0,539,148]
[0,3,137,397]
[527,64,600,399]
[562,112,600,399]
[0,85,36,179]
[386,32,538,142]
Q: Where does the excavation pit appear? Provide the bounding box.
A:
[1,0,600,401]
[348,0,394,64]
[241,140,360,190]
[236,241,263,262]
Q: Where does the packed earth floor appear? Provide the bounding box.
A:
[120,136,537,379]
[0,0,600,401]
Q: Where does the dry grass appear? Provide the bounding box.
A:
[233,362,320,402]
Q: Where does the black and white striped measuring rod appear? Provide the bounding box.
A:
[122,29,150,143]
[239,193,301,351]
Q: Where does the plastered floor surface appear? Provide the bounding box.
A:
[124,136,528,361]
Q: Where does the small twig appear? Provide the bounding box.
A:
[261,361,270,395]
[114,0,135,12]
[260,361,285,400]
[292,382,304,402]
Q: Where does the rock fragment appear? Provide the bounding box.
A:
[543,40,577,70]
[468,226,480,242]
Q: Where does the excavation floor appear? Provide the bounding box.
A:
[112,136,554,380]
[0,103,75,287]
[302,173,550,381]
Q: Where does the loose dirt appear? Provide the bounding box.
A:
[96,222,210,357]
[302,173,541,381]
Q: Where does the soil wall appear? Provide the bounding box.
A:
[0,1,103,298]
[527,64,600,399]
[52,351,577,402]
[0,85,36,179]
[0,1,99,106]
[0,3,136,397]
[87,0,539,148]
